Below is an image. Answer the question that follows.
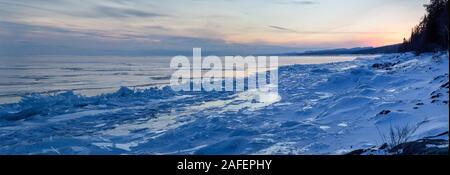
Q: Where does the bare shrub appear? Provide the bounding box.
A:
[376,119,428,149]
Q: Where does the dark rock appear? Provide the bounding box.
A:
[371,61,400,70]
[433,74,448,81]
[346,149,368,155]
[390,139,449,155]
[378,110,391,115]
[346,132,449,155]
[431,93,442,99]
[379,143,388,149]
[424,131,449,139]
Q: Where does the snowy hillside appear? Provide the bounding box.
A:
[0,52,448,155]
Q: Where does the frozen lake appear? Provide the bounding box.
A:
[0,55,371,104]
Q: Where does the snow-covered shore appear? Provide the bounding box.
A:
[0,52,448,155]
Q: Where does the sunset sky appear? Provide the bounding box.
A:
[0,0,429,55]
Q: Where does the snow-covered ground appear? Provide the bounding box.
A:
[0,52,448,155]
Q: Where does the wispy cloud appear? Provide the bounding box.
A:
[94,6,166,18]
[0,1,67,16]
[277,0,318,5]
[269,25,298,33]
[0,0,166,19]
[292,1,317,5]
[0,21,302,56]
[269,25,396,34]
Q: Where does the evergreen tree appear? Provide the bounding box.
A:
[399,0,449,53]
